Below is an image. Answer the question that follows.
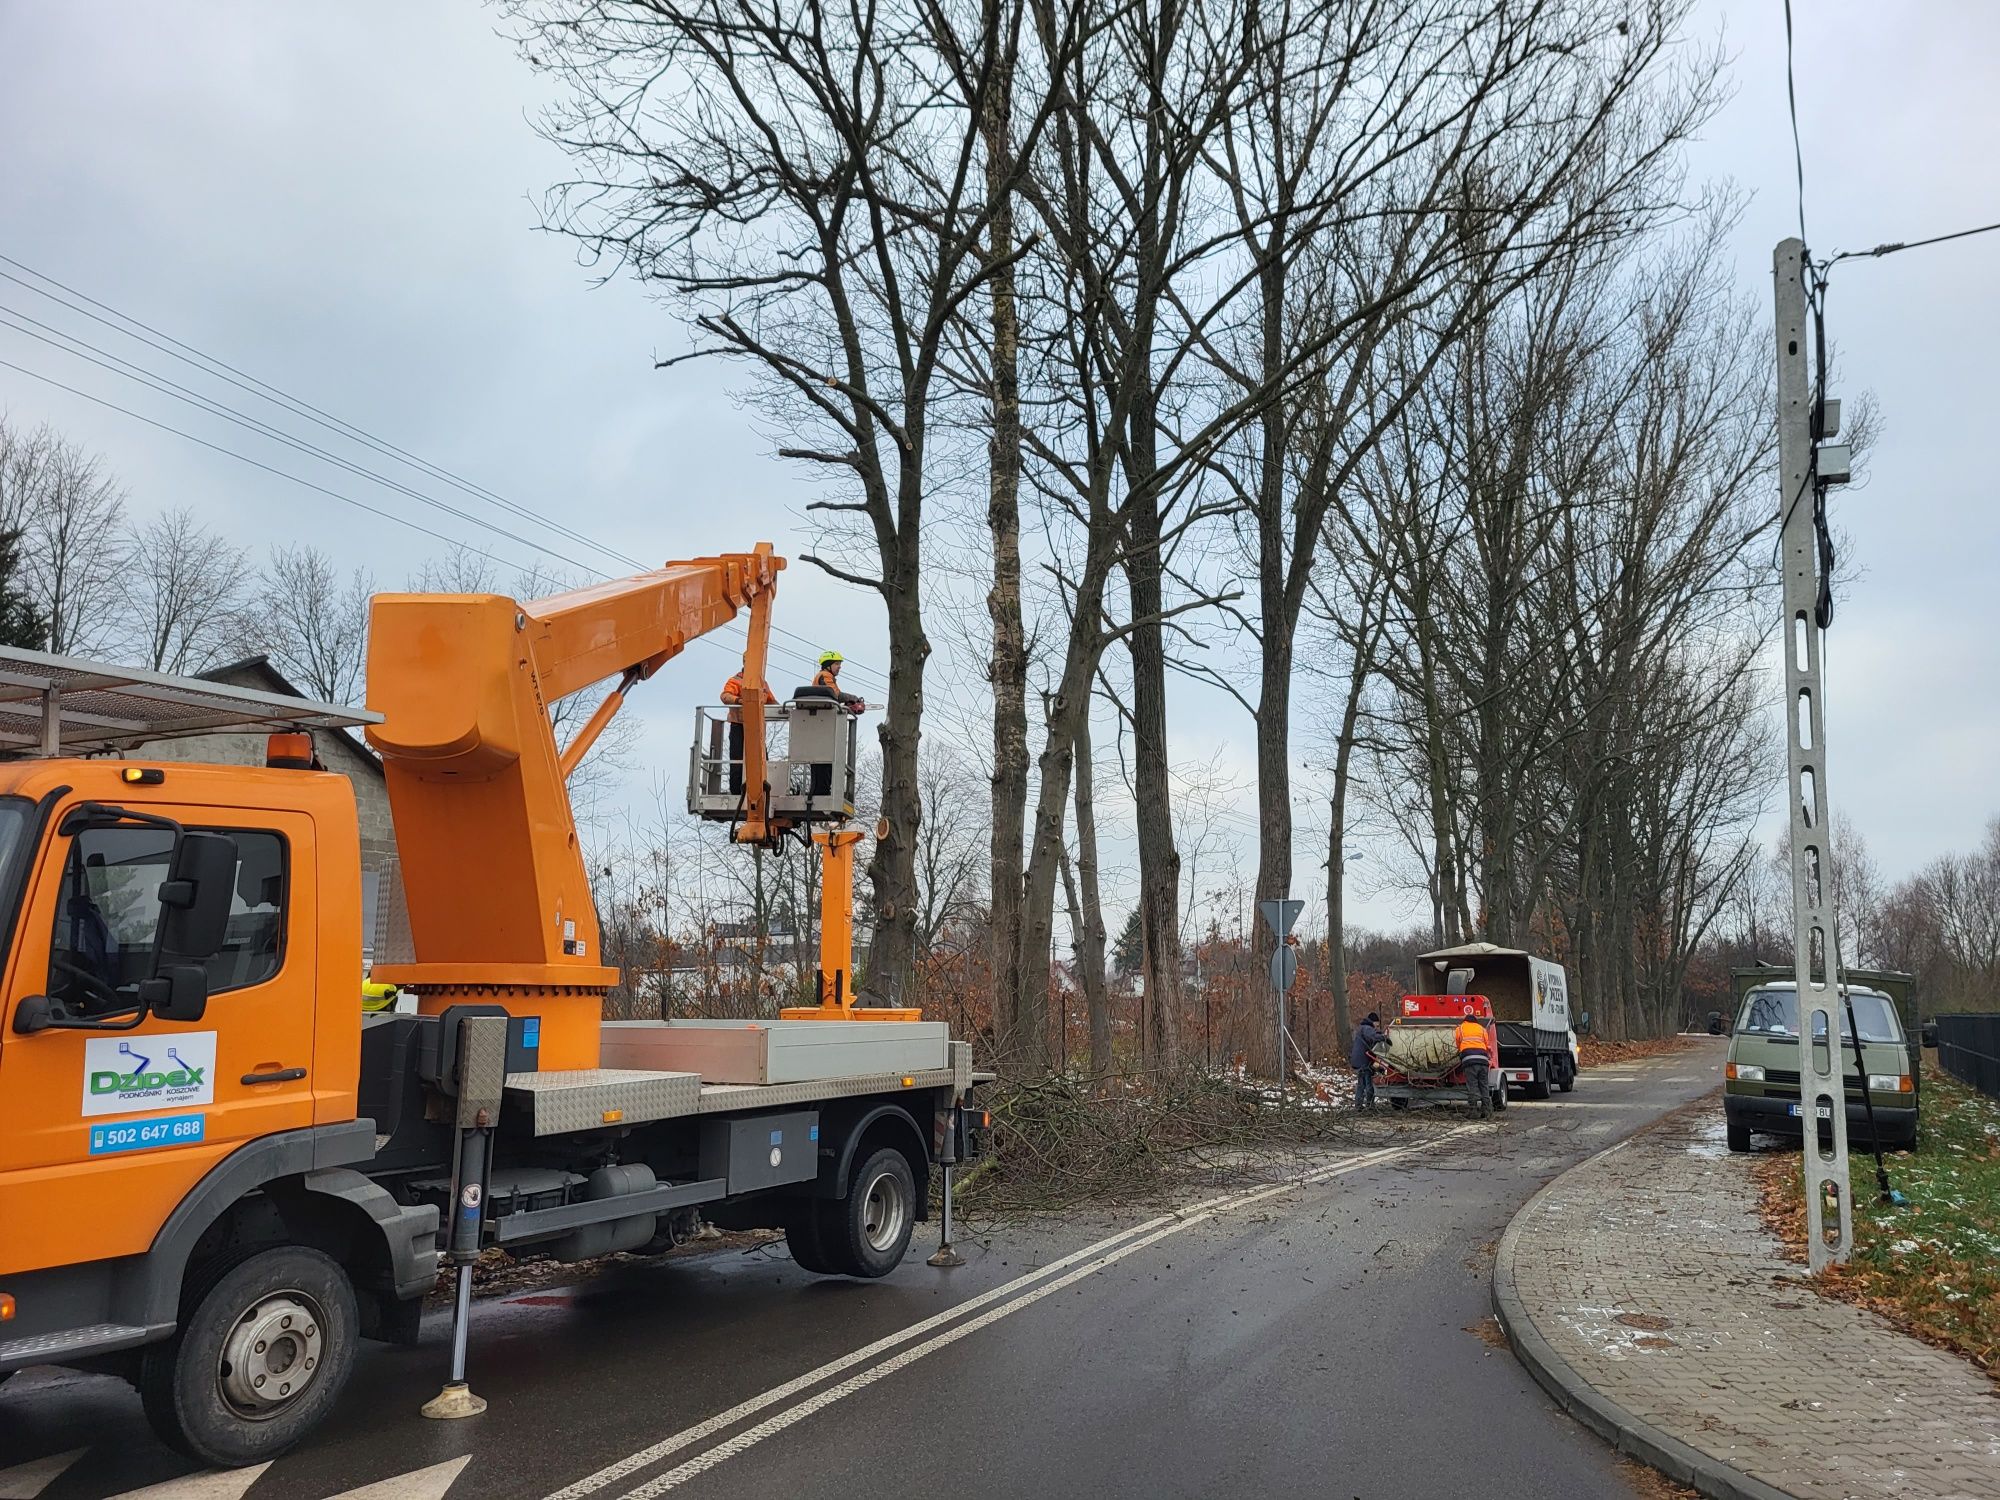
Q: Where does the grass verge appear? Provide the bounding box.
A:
[1753,1067,2000,1379]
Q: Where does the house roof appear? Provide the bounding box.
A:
[194,655,382,777]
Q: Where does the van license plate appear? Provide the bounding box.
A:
[1787,1103,1833,1119]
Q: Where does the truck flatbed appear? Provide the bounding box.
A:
[503,1044,972,1136]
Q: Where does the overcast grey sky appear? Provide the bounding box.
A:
[0,1,1993,934]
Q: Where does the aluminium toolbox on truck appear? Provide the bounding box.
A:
[1412,942,1578,1096]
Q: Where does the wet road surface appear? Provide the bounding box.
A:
[0,1041,1726,1500]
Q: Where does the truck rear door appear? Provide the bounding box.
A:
[0,800,317,1276]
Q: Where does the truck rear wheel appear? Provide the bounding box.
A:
[140,1246,357,1468]
[818,1147,916,1278]
[784,1200,834,1273]
[1556,1058,1577,1093]
[1523,1061,1552,1100]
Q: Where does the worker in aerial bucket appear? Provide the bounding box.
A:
[1455,1005,1493,1118]
[719,665,775,795]
[813,650,868,715]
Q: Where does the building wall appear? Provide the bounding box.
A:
[127,725,414,968]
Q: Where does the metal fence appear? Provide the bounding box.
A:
[1934,1013,2000,1101]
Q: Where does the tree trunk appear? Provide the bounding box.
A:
[982,32,1030,1058]
[1124,470,1184,1074]
[1016,546,1118,1075]
[1074,710,1111,1081]
[1253,251,1293,920]
[866,522,926,1005]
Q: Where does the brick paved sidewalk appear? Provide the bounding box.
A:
[1495,1099,2000,1500]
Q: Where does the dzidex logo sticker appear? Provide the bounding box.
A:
[81,1031,217,1117]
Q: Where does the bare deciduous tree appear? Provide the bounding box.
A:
[517,0,1074,1011]
[0,418,129,655]
[123,506,252,673]
[250,544,374,704]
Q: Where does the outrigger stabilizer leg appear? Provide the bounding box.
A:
[423,1013,508,1420]
[929,1098,982,1269]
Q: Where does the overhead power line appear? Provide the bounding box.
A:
[1,347,881,699]
[0,356,547,571]
[0,253,897,689]
[0,257,636,571]
[1782,0,1809,245]
[0,309,610,575]
[1826,219,2000,268]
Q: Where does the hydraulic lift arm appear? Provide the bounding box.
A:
[363,544,783,1067]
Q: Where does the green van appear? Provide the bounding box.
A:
[1723,971,1919,1153]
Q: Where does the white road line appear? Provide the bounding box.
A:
[596,1128,1477,1499]
[541,1194,1206,1500]
[102,1463,271,1500]
[1511,1100,1645,1109]
[545,1143,1417,1500]
[0,1449,84,1500]
[326,1457,473,1500]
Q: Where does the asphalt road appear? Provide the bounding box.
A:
[0,1041,1726,1500]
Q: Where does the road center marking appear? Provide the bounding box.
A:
[553,1127,1476,1500]
[0,1450,85,1500]
[101,1464,271,1500]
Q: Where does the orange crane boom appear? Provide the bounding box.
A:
[364,544,782,1068]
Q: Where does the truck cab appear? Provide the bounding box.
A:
[0,758,405,1374]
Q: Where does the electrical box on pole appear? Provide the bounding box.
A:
[1774,237,1852,1270]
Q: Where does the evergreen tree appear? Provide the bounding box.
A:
[0,527,46,649]
[1112,907,1143,977]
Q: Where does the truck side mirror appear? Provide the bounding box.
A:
[155,830,238,960]
[1576,1011,1591,1035]
[139,965,209,1023]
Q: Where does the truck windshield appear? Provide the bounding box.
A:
[0,795,33,946]
[1737,988,1902,1043]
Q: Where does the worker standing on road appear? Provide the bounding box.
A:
[720,668,776,795]
[1455,1007,1493,1118]
[1350,1011,1388,1109]
[813,651,868,715]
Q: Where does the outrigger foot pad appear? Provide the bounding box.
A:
[927,1245,967,1268]
[421,1381,488,1420]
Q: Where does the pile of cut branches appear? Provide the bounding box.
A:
[960,1068,1432,1213]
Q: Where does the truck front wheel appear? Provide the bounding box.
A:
[140,1246,358,1467]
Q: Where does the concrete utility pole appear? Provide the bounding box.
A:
[1773,238,1852,1270]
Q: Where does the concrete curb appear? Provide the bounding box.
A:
[1491,1145,1797,1500]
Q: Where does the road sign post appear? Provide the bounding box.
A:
[1259,899,1304,1086]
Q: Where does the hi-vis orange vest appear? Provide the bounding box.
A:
[722,673,774,708]
[1454,1018,1489,1056]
